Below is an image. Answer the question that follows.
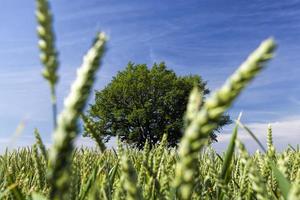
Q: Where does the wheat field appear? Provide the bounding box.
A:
[0,130,299,200]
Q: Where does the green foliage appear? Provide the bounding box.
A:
[84,62,230,148]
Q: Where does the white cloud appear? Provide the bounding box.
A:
[0,135,112,153]
[75,136,96,148]
[75,135,116,149]
[214,115,300,153]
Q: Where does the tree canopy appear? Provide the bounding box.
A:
[83,62,230,148]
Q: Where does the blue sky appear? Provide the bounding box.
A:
[0,0,300,152]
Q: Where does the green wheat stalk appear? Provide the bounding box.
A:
[47,32,106,200]
[120,153,143,200]
[174,38,276,199]
[34,128,48,163]
[35,0,59,128]
[82,114,106,152]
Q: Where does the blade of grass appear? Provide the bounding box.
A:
[270,162,291,200]
[78,166,101,200]
[288,144,296,152]
[236,120,267,153]
[220,113,242,181]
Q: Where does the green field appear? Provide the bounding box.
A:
[0,132,299,200]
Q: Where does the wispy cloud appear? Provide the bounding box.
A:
[289,97,300,106]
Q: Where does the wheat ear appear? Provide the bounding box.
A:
[47,33,106,200]
[174,38,276,199]
[35,0,59,127]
